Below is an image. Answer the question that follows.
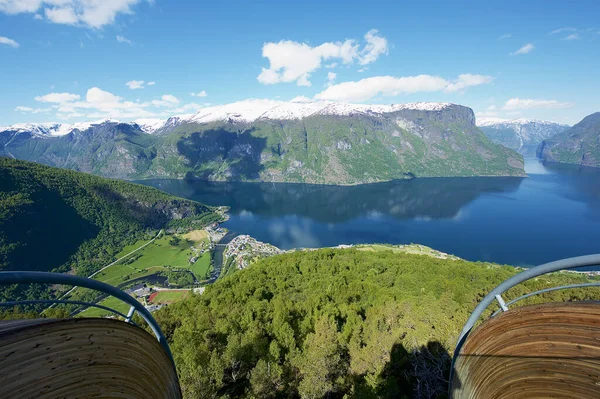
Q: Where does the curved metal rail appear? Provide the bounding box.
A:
[0,271,174,365]
[0,299,139,325]
[490,281,600,317]
[450,253,600,396]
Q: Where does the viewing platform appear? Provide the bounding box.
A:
[451,254,600,398]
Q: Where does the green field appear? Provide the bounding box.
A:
[190,252,212,280]
[93,231,211,287]
[72,230,210,313]
[78,296,131,318]
[114,235,195,270]
[149,290,191,304]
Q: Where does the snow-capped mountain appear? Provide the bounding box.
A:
[2,100,456,136]
[477,117,569,154]
[0,123,71,137]
[185,99,453,124]
[1,100,524,184]
[0,119,118,137]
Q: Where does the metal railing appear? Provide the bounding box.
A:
[449,253,600,396]
[0,271,174,366]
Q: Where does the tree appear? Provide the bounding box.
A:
[297,315,346,399]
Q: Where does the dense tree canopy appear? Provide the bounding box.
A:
[156,249,599,398]
[0,158,220,302]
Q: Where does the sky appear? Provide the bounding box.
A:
[0,0,599,125]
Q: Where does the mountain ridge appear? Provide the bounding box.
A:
[477,117,569,155]
[1,100,458,135]
[1,100,525,184]
[537,112,600,167]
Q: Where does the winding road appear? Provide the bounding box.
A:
[46,229,163,309]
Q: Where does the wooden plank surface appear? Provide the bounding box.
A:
[452,301,600,398]
[0,318,181,399]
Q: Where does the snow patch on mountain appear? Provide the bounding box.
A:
[477,117,566,127]
[187,99,454,124]
[0,119,118,137]
[2,100,457,135]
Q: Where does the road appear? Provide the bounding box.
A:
[46,229,163,309]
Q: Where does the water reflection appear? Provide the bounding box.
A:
[137,164,600,265]
[142,177,524,223]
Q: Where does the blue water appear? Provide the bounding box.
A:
[139,159,600,267]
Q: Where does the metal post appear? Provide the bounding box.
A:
[125,306,136,323]
[495,294,509,312]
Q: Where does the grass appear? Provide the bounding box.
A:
[190,252,212,280]
[356,244,459,259]
[183,229,209,243]
[78,296,131,318]
[74,229,210,312]
[120,235,194,269]
[149,290,191,304]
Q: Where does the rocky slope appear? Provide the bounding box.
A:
[478,118,569,155]
[537,112,600,167]
[1,100,525,184]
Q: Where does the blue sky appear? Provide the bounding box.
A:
[0,0,599,125]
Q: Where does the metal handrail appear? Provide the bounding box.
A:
[0,299,138,325]
[490,282,600,317]
[449,253,600,396]
[0,271,174,366]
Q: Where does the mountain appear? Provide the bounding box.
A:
[477,117,569,155]
[537,112,600,167]
[0,158,221,279]
[1,100,525,184]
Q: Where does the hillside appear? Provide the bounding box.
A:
[537,112,600,167]
[0,158,221,281]
[155,248,599,399]
[1,101,525,184]
[478,118,568,155]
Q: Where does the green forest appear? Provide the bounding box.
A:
[0,158,221,301]
[155,248,600,399]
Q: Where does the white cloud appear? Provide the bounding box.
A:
[502,98,574,110]
[126,80,144,89]
[326,72,336,87]
[0,36,19,48]
[15,106,34,112]
[510,43,534,55]
[290,95,312,103]
[0,0,142,28]
[190,90,207,97]
[324,62,337,69]
[359,29,388,65]
[357,67,367,73]
[147,81,155,86]
[0,0,41,14]
[315,73,493,102]
[151,94,179,107]
[258,29,389,86]
[169,103,203,114]
[116,35,133,45]
[34,92,81,103]
[564,33,580,40]
[498,33,511,40]
[33,87,194,120]
[45,6,77,24]
[15,105,50,113]
[444,74,494,92]
[550,27,577,35]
